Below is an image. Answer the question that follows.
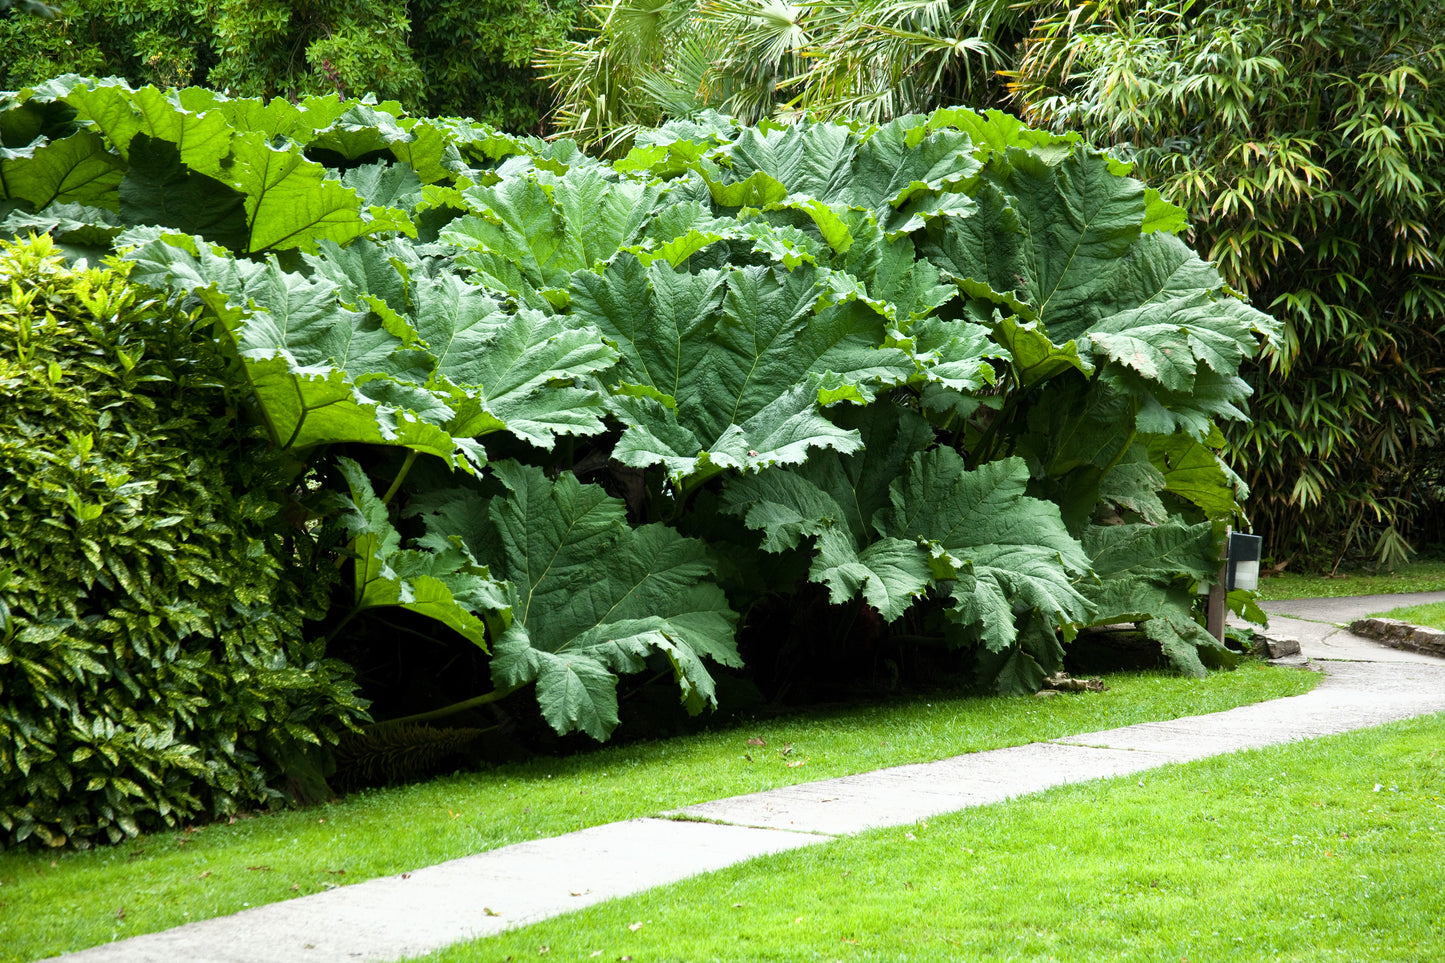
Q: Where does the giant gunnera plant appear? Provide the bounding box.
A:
[1,80,1276,762]
[0,234,366,849]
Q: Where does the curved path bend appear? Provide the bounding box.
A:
[50,594,1445,963]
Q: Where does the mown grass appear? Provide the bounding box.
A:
[425,711,1445,963]
[1370,601,1445,632]
[1257,559,1445,600]
[0,664,1318,962]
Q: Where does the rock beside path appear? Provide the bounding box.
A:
[1349,617,1445,658]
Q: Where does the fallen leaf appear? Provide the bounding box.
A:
[246,866,271,872]
[484,907,502,917]
[537,945,550,955]
[115,906,125,921]
[778,744,794,757]
[786,760,807,768]
[732,902,745,908]
[401,873,412,880]
[628,921,645,932]
[905,832,917,841]
[326,868,346,875]
[291,884,299,892]
[196,871,211,879]
[747,738,766,747]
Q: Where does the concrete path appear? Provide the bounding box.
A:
[1257,591,1445,662]
[49,594,1445,963]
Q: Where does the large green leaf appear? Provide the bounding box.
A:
[926,108,1082,158]
[1145,427,1248,519]
[216,131,415,253]
[724,408,1092,638]
[610,383,865,490]
[304,240,621,451]
[120,230,472,465]
[1015,380,1139,532]
[848,119,982,233]
[413,277,620,450]
[0,131,124,210]
[722,406,938,620]
[992,146,1146,338]
[1081,521,1230,677]
[124,230,620,462]
[918,145,1274,432]
[810,529,935,621]
[837,224,957,323]
[173,87,355,142]
[30,79,233,169]
[334,458,510,650]
[119,134,249,250]
[442,169,666,307]
[570,255,912,488]
[991,315,1093,388]
[697,119,981,240]
[881,452,1094,650]
[15,78,414,252]
[422,462,740,740]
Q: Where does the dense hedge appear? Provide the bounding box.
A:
[0,235,366,849]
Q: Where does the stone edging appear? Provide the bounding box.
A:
[1348,617,1445,658]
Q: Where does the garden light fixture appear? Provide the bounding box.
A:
[1227,532,1262,592]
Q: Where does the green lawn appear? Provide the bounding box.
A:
[422,711,1445,963]
[1369,601,1445,632]
[0,665,1317,962]
[1257,559,1445,600]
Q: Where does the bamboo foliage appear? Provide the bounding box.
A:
[1009,0,1445,566]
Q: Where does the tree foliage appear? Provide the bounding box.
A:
[538,0,1030,151]
[0,0,584,131]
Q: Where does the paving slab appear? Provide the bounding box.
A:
[669,743,1175,835]
[45,819,824,963]
[47,595,1445,963]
